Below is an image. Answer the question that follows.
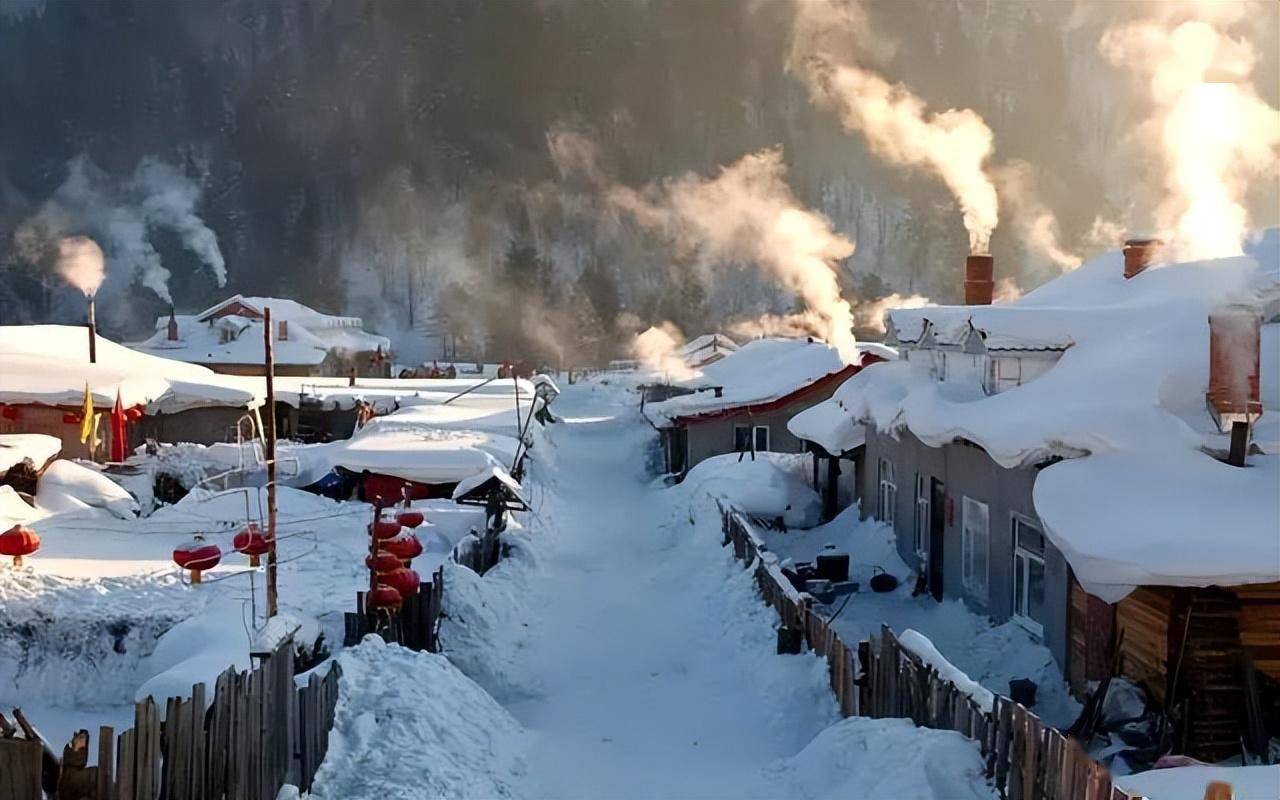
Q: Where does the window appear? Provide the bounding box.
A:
[733,424,769,453]
[877,458,897,525]
[961,497,989,600]
[1012,516,1047,636]
[913,473,930,560]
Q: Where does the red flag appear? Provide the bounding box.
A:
[110,390,128,462]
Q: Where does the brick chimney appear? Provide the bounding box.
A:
[278,319,288,341]
[166,308,179,341]
[1207,306,1262,435]
[1123,238,1163,279]
[965,255,994,305]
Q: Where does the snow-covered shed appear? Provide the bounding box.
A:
[677,333,739,369]
[642,338,884,477]
[0,325,264,457]
[817,233,1280,761]
[132,295,392,378]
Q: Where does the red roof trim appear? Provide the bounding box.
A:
[671,353,884,426]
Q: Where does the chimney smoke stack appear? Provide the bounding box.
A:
[1123,238,1163,279]
[964,255,994,305]
[278,319,288,341]
[87,295,97,364]
[1207,306,1262,436]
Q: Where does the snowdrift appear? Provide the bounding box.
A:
[674,452,821,528]
[309,637,528,800]
[36,460,139,519]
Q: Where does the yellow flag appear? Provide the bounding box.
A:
[79,384,94,444]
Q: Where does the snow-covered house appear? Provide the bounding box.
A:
[677,333,739,369]
[815,236,1280,761]
[0,325,265,457]
[133,295,393,378]
[642,338,883,477]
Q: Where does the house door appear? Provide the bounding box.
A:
[928,478,946,601]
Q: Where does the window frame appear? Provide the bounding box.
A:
[753,424,769,453]
[1011,513,1047,638]
[913,473,930,561]
[877,458,897,526]
[961,496,990,601]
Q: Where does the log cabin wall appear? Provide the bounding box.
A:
[1114,586,1173,706]
[1068,576,1116,697]
[1235,582,1280,681]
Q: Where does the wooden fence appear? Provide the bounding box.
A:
[720,503,1139,800]
[5,638,341,800]
[345,567,445,652]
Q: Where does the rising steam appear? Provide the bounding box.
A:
[853,292,932,333]
[608,148,860,363]
[994,161,1082,272]
[1100,3,1280,262]
[789,0,999,254]
[14,155,226,304]
[54,235,106,297]
[631,323,698,381]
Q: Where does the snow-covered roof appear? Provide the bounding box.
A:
[328,425,519,485]
[800,230,1280,601]
[0,325,262,413]
[0,434,61,474]
[677,333,739,358]
[451,465,523,500]
[197,294,363,330]
[643,338,854,424]
[135,313,332,366]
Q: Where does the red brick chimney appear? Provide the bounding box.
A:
[166,308,179,341]
[965,255,994,305]
[1123,238,1163,279]
[278,319,288,341]
[1207,306,1262,433]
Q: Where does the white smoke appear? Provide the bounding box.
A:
[631,323,698,381]
[608,148,860,363]
[1099,3,1280,262]
[994,161,1083,272]
[789,0,999,254]
[853,292,933,333]
[54,235,105,297]
[14,155,227,305]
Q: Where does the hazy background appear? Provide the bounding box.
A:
[0,0,1276,365]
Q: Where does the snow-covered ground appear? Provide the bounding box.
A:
[402,379,996,799]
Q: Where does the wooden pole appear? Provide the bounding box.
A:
[87,295,97,364]
[264,308,279,618]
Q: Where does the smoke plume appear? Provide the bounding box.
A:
[631,323,698,381]
[608,148,860,363]
[789,0,999,254]
[1100,3,1280,262]
[853,292,933,334]
[994,161,1082,272]
[14,155,226,305]
[54,235,105,297]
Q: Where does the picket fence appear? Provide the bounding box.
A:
[344,567,445,652]
[3,638,340,800]
[720,503,1140,800]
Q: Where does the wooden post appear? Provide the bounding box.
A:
[264,308,279,619]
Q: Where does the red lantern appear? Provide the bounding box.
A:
[232,524,269,566]
[381,567,420,599]
[0,525,40,567]
[382,533,423,563]
[125,407,144,422]
[395,510,424,529]
[62,412,83,425]
[1,406,19,421]
[365,551,403,573]
[367,584,402,610]
[173,537,222,584]
[369,520,402,540]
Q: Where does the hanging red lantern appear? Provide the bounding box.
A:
[367,584,402,610]
[62,412,83,425]
[365,551,403,573]
[382,533,423,563]
[232,523,269,566]
[394,510,424,529]
[381,567,420,599]
[125,407,144,422]
[0,525,40,567]
[173,536,222,584]
[369,519,402,540]
[1,406,19,421]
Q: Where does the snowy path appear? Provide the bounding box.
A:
[497,385,838,798]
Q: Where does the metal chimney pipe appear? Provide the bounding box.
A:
[87,295,97,364]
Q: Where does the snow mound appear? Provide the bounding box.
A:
[674,452,821,528]
[149,484,338,526]
[765,716,996,800]
[37,460,138,519]
[309,636,528,800]
[134,604,250,709]
[0,433,61,474]
[0,485,44,527]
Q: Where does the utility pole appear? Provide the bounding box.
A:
[263,307,279,618]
